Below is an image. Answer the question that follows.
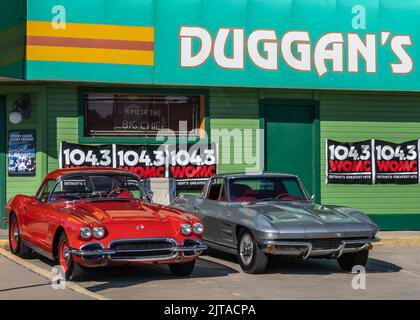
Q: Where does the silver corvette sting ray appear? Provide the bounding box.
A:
[172,173,380,274]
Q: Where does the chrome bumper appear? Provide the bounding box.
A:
[260,237,380,260]
[70,239,207,262]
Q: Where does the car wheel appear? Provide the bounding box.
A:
[237,229,269,274]
[8,215,31,258]
[58,233,85,281]
[337,249,369,272]
[168,259,196,276]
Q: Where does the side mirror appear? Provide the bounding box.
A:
[310,194,315,202]
[146,191,154,203]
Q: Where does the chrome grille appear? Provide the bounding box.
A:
[109,238,176,260]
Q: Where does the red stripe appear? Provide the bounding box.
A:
[26,36,154,51]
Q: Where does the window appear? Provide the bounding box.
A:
[49,174,144,203]
[207,178,224,201]
[228,177,307,202]
[84,93,203,138]
[37,180,56,202]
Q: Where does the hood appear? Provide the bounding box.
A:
[242,201,376,238]
[57,200,193,226]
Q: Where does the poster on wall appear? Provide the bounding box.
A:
[59,142,218,190]
[373,140,419,184]
[168,143,218,189]
[326,139,373,184]
[8,130,36,177]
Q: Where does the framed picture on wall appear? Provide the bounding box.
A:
[8,130,36,177]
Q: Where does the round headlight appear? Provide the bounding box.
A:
[80,226,92,239]
[193,222,204,234]
[180,223,192,235]
[93,226,106,239]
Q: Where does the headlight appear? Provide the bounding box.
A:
[93,226,106,239]
[193,222,204,234]
[80,226,92,239]
[180,223,192,235]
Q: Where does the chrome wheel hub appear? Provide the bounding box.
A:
[13,225,19,242]
[63,246,71,264]
[240,234,254,265]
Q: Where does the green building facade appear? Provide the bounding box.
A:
[1,0,420,230]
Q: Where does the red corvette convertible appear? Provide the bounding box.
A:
[5,168,206,280]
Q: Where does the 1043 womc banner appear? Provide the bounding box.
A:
[326,139,419,184]
[59,142,217,189]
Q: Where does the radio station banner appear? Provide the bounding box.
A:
[60,142,218,189]
[327,139,420,185]
[374,140,419,184]
[167,143,218,189]
[326,140,373,184]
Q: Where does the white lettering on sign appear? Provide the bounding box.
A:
[179,26,414,76]
[248,30,278,70]
[314,33,344,76]
[391,35,413,74]
[179,26,212,67]
[281,31,311,72]
[214,28,244,69]
[347,33,376,73]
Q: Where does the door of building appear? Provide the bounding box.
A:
[263,100,320,200]
[0,96,6,229]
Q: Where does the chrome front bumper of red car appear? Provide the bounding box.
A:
[260,237,381,259]
[70,238,207,263]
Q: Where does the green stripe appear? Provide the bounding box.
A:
[369,214,420,231]
[26,61,154,84]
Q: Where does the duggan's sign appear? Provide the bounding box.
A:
[179,28,412,76]
[13,0,420,90]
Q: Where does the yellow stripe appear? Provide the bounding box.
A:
[27,45,154,66]
[27,21,154,42]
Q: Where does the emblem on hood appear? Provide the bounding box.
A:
[136,225,145,231]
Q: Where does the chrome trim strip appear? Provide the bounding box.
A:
[71,249,116,256]
[261,238,375,258]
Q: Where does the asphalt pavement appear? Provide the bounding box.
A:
[17,245,420,300]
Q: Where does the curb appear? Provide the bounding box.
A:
[373,238,420,247]
[0,247,110,300]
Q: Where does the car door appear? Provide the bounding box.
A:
[193,177,225,245]
[22,180,55,250]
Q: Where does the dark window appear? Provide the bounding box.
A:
[84,93,203,137]
[207,178,224,201]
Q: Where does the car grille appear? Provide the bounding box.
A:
[110,239,176,260]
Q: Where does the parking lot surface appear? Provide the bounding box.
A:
[13,245,420,300]
[0,255,91,300]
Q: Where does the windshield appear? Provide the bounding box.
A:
[49,174,145,203]
[228,177,308,202]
